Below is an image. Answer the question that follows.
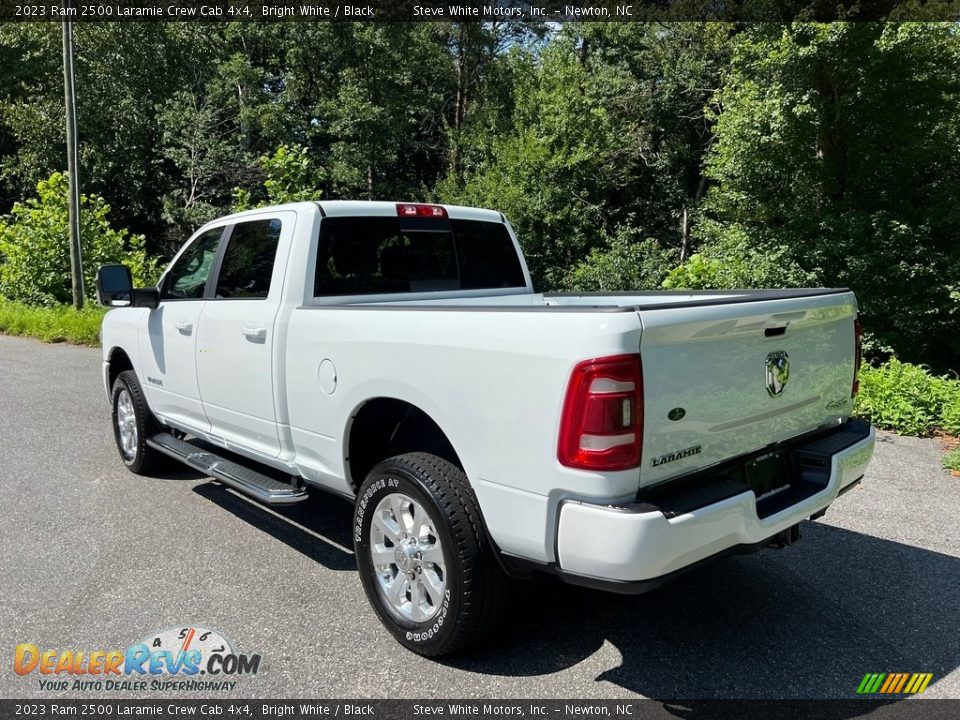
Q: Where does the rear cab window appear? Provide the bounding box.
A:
[314,216,526,297]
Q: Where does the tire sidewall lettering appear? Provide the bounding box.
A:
[354,466,461,651]
[405,588,451,643]
[354,476,398,545]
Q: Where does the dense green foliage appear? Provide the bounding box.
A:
[0,173,159,304]
[561,230,676,293]
[439,24,729,289]
[854,359,960,437]
[0,22,957,375]
[678,24,960,372]
[232,144,326,210]
[0,298,103,345]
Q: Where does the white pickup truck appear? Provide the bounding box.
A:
[97,200,876,656]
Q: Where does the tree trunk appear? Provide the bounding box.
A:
[450,23,469,184]
[681,173,709,262]
[680,207,690,263]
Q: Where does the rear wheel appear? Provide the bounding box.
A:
[353,452,508,656]
[111,370,164,474]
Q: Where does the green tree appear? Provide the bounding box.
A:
[158,89,247,240]
[318,24,453,199]
[560,225,677,292]
[440,24,730,289]
[696,23,960,371]
[0,24,201,236]
[0,172,160,305]
[232,144,325,210]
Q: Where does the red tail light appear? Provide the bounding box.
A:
[558,354,643,471]
[396,203,447,218]
[852,318,862,398]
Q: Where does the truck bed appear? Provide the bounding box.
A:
[318,287,852,311]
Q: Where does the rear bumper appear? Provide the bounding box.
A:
[555,419,875,588]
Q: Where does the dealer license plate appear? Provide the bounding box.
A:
[745,449,790,500]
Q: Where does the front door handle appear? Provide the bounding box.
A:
[175,320,193,334]
[242,326,267,340]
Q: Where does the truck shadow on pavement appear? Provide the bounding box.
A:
[187,479,958,702]
[448,521,960,701]
[192,483,357,571]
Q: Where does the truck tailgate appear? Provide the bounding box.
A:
[637,290,858,487]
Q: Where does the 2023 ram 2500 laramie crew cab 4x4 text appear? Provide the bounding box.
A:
[97,200,876,656]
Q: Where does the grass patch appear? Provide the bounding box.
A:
[855,358,960,437]
[0,299,105,346]
[944,448,960,474]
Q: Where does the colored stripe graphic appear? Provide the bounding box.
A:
[858,673,932,694]
[857,673,886,694]
[879,674,897,693]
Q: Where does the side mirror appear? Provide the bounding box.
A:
[96,264,159,309]
[97,264,133,306]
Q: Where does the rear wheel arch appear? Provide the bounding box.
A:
[345,398,463,495]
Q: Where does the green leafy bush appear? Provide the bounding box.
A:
[942,397,960,438]
[0,172,161,306]
[560,227,676,292]
[232,145,325,211]
[661,253,723,289]
[855,358,960,436]
[0,299,104,345]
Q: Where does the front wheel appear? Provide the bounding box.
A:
[353,452,508,656]
[111,370,165,475]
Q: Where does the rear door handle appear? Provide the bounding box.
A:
[175,320,193,334]
[242,326,267,340]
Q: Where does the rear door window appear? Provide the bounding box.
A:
[214,219,283,299]
[314,217,525,296]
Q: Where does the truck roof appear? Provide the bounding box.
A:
[212,200,504,224]
[320,200,503,223]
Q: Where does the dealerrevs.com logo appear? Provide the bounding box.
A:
[13,625,262,692]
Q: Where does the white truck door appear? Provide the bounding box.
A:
[195,213,292,459]
[138,226,225,433]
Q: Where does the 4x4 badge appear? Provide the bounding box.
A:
[765,351,790,396]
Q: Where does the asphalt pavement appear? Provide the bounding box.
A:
[0,334,957,700]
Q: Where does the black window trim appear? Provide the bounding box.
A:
[159,225,229,303]
[204,223,235,300]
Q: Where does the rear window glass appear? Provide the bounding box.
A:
[314,217,526,297]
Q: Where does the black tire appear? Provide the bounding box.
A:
[111,370,165,475]
[354,452,509,656]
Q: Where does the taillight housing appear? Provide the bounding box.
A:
[396,203,447,218]
[558,354,643,471]
[852,317,862,398]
